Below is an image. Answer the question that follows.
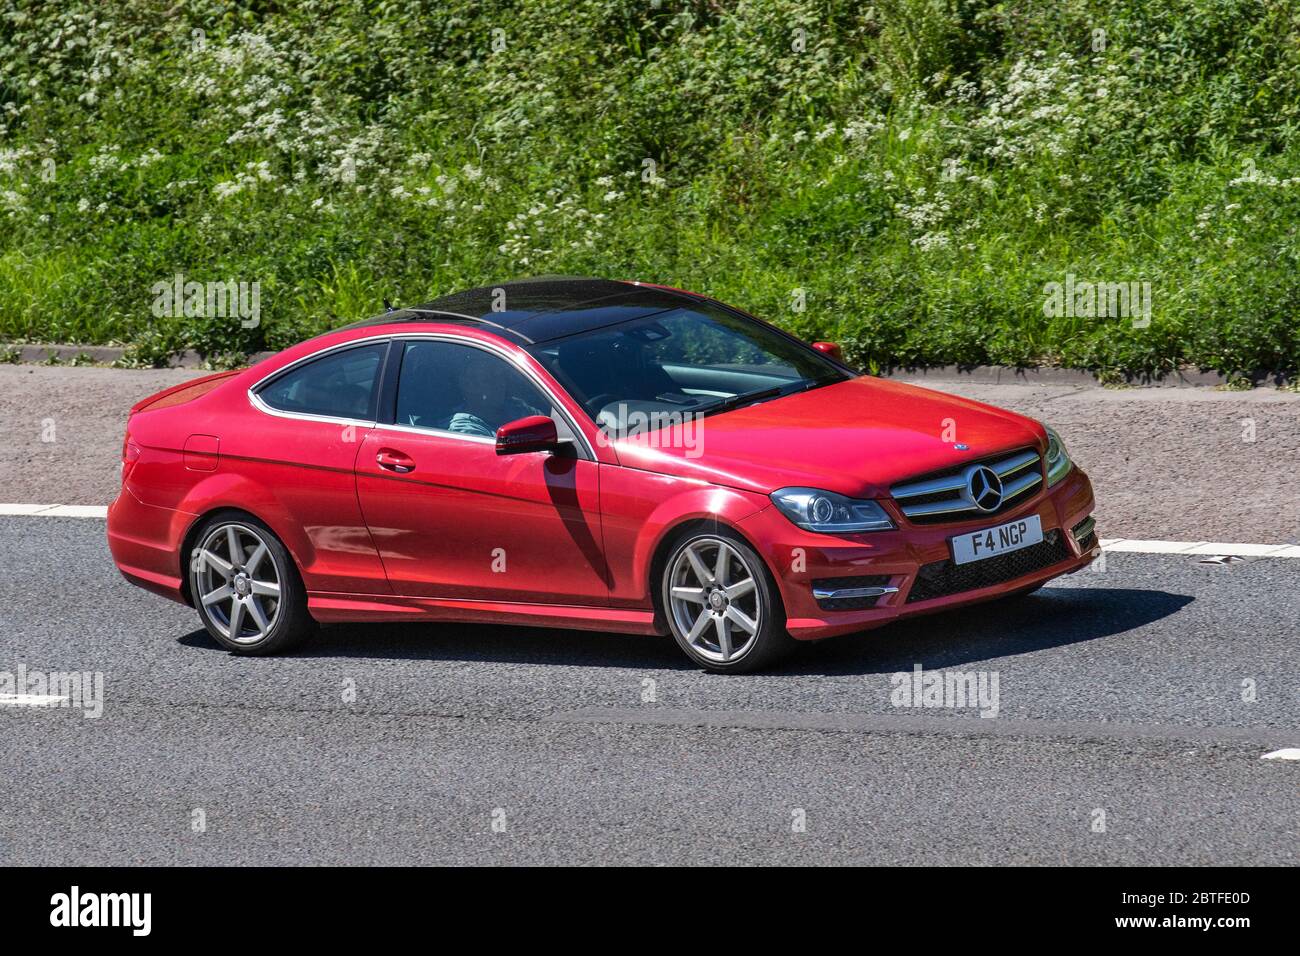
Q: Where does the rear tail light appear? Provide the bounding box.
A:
[121,432,141,480]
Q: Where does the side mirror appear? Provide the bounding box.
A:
[812,341,845,362]
[495,415,560,455]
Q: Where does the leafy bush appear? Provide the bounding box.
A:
[0,0,1297,376]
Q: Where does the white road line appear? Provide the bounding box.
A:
[0,503,62,515]
[0,504,108,517]
[1261,748,1300,760]
[1101,538,1209,553]
[0,507,1297,558]
[43,504,109,517]
[0,694,70,707]
[1100,538,1300,558]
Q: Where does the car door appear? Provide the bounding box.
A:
[237,339,393,594]
[354,336,611,605]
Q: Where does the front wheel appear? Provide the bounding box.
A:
[189,513,315,655]
[661,530,795,673]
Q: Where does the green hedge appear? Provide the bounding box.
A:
[1,0,1298,374]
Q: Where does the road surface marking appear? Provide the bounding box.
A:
[0,504,108,517]
[1261,748,1300,760]
[0,694,70,707]
[1100,538,1300,558]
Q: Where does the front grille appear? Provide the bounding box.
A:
[905,530,1070,604]
[890,448,1043,525]
[812,574,893,611]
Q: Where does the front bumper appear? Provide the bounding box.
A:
[738,465,1099,640]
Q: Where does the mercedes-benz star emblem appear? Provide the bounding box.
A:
[964,465,1004,512]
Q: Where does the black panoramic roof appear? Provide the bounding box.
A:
[342,276,700,344]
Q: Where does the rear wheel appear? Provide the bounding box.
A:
[662,529,795,673]
[189,513,315,655]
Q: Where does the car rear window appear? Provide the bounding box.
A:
[257,342,387,421]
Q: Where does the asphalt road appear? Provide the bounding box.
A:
[1,517,1295,865]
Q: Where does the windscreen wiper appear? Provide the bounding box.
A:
[789,377,840,395]
[699,385,784,417]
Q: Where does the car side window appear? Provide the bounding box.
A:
[258,342,387,421]
[395,340,555,439]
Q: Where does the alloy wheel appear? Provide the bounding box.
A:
[192,523,283,645]
[667,536,762,664]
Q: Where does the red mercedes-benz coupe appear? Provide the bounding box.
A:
[108,277,1098,671]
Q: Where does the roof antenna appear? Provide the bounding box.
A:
[383,298,396,312]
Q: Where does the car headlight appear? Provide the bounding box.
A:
[770,487,894,533]
[1044,424,1073,486]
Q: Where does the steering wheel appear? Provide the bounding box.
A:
[585,393,617,415]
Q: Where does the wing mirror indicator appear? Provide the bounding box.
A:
[495,415,560,455]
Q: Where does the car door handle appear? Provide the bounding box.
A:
[376,449,415,473]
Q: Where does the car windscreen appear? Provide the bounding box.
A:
[526,303,849,432]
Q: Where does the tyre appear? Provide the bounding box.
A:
[661,529,795,673]
[188,512,315,655]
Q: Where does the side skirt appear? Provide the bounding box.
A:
[307,592,661,635]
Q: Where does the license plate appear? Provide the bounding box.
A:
[951,514,1043,565]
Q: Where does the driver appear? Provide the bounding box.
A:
[447,352,545,438]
